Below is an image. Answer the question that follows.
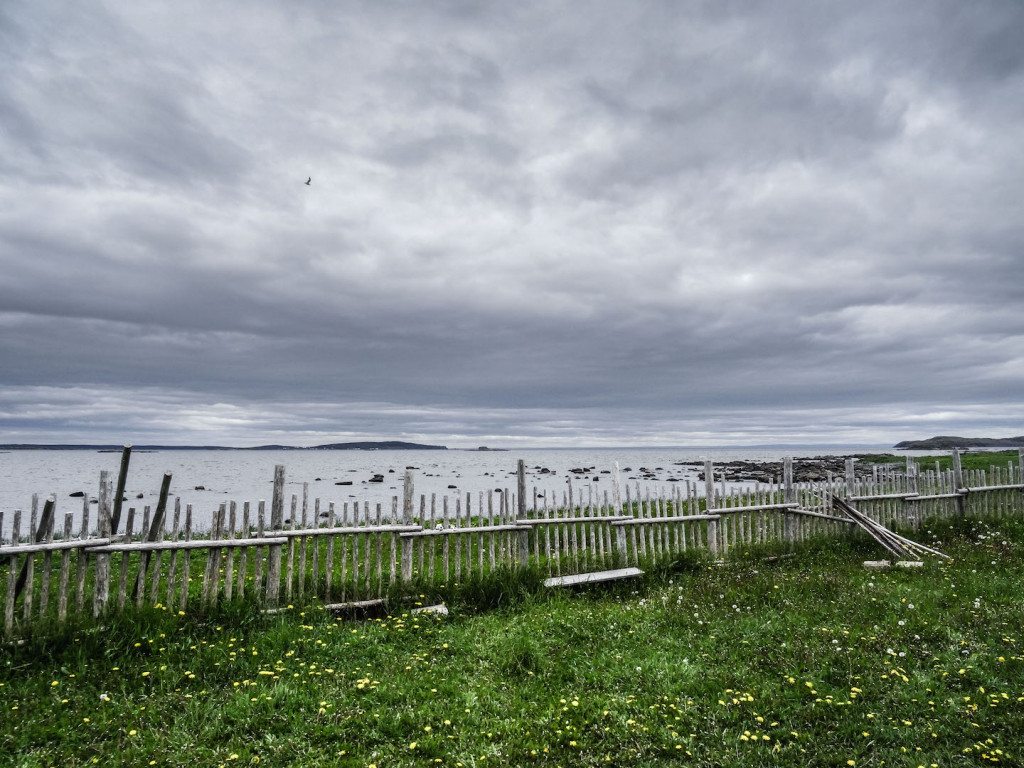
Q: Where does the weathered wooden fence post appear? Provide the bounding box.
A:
[92,472,112,617]
[783,457,796,544]
[400,470,415,582]
[845,458,855,496]
[133,473,172,601]
[403,471,414,524]
[905,455,917,494]
[951,449,966,517]
[265,465,285,607]
[110,445,132,535]
[516,460,530,564]
[612,462,627,560]
[704,460,717,554]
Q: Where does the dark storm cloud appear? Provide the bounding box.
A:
[1,0,1022,446]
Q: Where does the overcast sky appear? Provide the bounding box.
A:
[1,1,1022,447]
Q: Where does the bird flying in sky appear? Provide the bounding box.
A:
[305,177,311,185]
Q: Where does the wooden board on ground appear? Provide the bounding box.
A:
[543,567,643,588]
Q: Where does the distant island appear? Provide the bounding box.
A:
[895,435,1024,450]
[0,441,448,451]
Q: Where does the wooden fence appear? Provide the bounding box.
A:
[3,450,1023,636]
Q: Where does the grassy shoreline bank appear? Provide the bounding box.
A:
[3,516,1024,767]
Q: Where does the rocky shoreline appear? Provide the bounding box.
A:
[681,455,889,484]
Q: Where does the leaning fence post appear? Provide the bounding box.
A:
[265,465,285,607]
[110,445,132,535]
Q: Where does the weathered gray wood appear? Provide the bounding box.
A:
[14,496,54,602]
[543,567,643,588]
[442,495,451,580]
[117,508,136,609]
[783,457,794,503]
[110,445,132,535]
[323,598,385,612]
[705,502,799,515]
[298,485,309,598]
[56,513,74,621]
[285,495,297,601]
[612,514,721,526]
[92,473,113,617]
[203,504,226,606]
[373,502,383,595]
[789,508,857,524]
[401,537,412,583]
[75,495,90,614]
[403,471,414,523]
[133,473,172,605]
[38,497,56,617]
[254,500,266,597]
[91,536,287,554]
[165,499,182,608]
[223,501,237,601]
[848,492,919,502]
[4,511,20,635]
[400,524,528,537]
[325,502,336,599]
[516,515,628,526]
[178,506,193,610]
[704,460,715,507]
[235,501,249,598]
[951,449,966,517]
[962,484,1024,493]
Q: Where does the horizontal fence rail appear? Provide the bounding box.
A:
[3,450,1023,637]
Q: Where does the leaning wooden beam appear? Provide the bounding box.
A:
[110,445,132,535]
[87,537,287,553]
[705,503,799,515]
[279,524,422,537]
[847,493,919,502]
[611,514,720,526]
[789,508,857,524]
[399,524,527,538]
[133,473,172,602]
[961,484,1024,493]
[0,538,113,557]
[517,516,628,526]
[832,497,908,558]
[13,497,55,600]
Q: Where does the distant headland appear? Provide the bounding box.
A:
[0,441,448,451]
[895,435,1024,450]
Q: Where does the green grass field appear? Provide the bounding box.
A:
[859,450,1021,474]
[3,515,1024,767]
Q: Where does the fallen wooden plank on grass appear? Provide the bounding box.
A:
[896,561,924,568]
[322,599,386,612]
[543,567,643,588]
[863,560,891,569]
[411,603,448,616]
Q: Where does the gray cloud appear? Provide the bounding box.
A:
[1,0,1022,446]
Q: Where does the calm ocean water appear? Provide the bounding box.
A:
[1,445,931,535]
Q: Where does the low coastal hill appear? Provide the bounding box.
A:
[0,441,448,451]
[895,435,1024,450]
